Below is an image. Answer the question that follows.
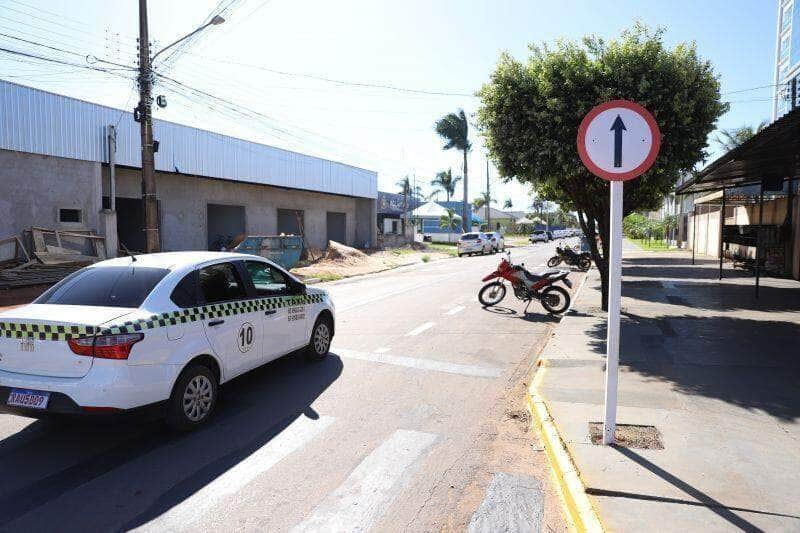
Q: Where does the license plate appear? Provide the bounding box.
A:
[7,388,50,410]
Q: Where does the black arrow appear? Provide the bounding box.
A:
[610,115,626,168]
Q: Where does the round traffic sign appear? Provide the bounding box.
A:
[577,100,661,181]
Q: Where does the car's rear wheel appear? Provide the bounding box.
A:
[306,314,332,360]
[166,363,218,431]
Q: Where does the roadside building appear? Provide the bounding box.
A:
[0,80,377,255]
[471,206,520,232]
[676,107,800,288]
[773,0,800,120]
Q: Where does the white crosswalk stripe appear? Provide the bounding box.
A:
[334,347,502,378]
[292,429,437,532]
[135,415,335,533]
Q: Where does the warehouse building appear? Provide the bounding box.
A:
[0,80,377,255]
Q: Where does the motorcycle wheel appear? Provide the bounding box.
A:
[578,256,591,271]
[478,282,506,306]
[547,256,561,268]
[540,285,570,315]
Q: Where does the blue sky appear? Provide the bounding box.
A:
[0,0,779,209]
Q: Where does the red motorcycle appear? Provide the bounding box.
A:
[479,253,572,314]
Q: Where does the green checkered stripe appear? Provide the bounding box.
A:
[0,293,324,341]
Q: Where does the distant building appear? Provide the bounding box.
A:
[773,0,800,120]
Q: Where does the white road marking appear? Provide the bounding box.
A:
[334,348,502,378]
[375,347,390,353]
[137,416,335,533]
[444,305,465,316]
[337,271,463,312]
[406,322,434,336]
[292,429,437,533]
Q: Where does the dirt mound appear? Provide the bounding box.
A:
[324,241,369,262]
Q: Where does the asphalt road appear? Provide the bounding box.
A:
[0,240,578,532]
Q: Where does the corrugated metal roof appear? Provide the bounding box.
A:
[0,80,377,199]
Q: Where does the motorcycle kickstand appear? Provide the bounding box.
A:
[523,299,533,314]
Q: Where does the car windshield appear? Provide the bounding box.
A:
[34,266,169,308]
[461,234,479,240]
[533,231,545,235]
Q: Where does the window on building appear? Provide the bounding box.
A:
[781,34,791,61]
[277,209,304,235]
[783,4,793,32]
[59,208,82,224]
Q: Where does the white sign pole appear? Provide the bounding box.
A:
[602,180,623,444]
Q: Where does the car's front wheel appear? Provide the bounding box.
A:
[166,363,218,431]
[306,314,332,360]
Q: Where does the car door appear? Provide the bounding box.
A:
[243,260,308,361]
[198,261,263,377]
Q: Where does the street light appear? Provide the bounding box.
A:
[152,15,226,62]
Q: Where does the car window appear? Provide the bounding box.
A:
[461,234,479,240]
[198,262,246,304]
[244,261,290,297]
[35,266,169,308]
[171,271,198,308]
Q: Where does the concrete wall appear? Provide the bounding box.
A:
[105,167,375,251]
[0,149,102,239]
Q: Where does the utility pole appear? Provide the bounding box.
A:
[138,0,159,253]
[486,159,491,230]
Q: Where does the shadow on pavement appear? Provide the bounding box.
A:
[0,352,343,530]
[480,305,560,323]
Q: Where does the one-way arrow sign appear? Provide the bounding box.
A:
[610,115,626,168]
[577,99,660,182]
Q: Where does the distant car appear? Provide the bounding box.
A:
[458,232,492,256]
[546,231,554,241]
[485,231,505,253]
[530,230,548,243]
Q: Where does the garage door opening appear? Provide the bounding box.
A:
[327,212,346,244]
[277,209,304,236]
[208,204,246,250]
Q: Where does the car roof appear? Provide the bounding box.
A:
[95,251,260,270]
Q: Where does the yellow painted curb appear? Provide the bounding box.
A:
[528,362,604,533]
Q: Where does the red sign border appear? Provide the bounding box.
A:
[577,100,661,182]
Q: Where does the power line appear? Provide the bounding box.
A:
[0,32,135,70]
[0,46,136,78]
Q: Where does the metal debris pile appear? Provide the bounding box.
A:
[0,228,106,290]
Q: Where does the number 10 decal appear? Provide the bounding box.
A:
[238,322,255,353]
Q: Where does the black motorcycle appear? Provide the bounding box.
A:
[547,243,591,271]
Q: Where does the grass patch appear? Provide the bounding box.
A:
[426,243,459,256]
[630,238,676,251]
[390,248,417,256]
[313,272,344,282]
[421,254,430,263]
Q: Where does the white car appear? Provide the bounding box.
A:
[530,230,548,243]
[0,252,334,430]
[457,232,492,256]
[484,231,505,253]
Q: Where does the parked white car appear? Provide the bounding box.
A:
[458,232,493,256]
[485,231,505,253]
[530,230,549,243]
[0,252,334,430]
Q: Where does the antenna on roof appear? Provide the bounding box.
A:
[120,242,137,262]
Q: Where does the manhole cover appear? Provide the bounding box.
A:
[588,423,664,449]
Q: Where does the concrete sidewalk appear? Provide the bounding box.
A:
[536,249,800,532]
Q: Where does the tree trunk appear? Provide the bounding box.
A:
[578,209,609,311]
[462,150,469,233]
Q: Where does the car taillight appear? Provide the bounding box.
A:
[476,239,481,243]
[68,333,144,360]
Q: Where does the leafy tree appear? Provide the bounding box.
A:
[435,109,472,232]
[713,120,768,151]
[503,198,513,209]
[478,23,727,307]
[430,168,462,202]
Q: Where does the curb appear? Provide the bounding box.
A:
[527,366,603,532]
[527,270,604,532]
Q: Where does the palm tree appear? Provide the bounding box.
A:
[472,191,495,209]
[714,120,768,151]
[439,208,460,232]
[396,176,421,233]
[430,168,462,202]
[503,199,513,209]
[435,109,471,232]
